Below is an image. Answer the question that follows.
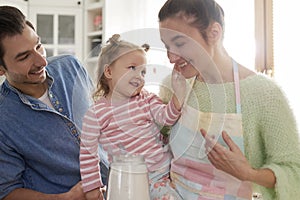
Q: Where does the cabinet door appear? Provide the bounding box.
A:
[28,6,83,60]
[0,0,28,16]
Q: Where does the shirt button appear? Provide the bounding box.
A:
[58,108,63,112]
[72,130,77,134]
[56,101,60,105]
[49,93,53,98]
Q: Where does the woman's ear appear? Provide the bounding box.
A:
[207,22,222,44]
[103,64,112,79]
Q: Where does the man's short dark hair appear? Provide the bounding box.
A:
[0,6,26,69]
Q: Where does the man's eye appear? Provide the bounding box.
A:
[18,55,29,61]
[141,70,146,76]
[36,44,42,50]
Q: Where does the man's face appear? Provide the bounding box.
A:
[0,24,48,93]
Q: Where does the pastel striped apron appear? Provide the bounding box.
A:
[169,60,252,200]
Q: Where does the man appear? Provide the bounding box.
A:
[0,6,105,199]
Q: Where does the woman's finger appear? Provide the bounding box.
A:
[222,131,241,153]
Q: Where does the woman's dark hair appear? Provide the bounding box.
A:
[0,6,26,68]
[158,0,224,41]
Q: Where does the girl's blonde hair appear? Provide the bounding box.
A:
[93,34,150,100]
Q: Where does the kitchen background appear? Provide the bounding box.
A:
[0,0,299,132]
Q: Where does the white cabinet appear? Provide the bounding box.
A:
[83,0,105,82]
[0,0,28,16]
[28,0,83,60]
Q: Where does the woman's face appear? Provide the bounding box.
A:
[159,17,213,79]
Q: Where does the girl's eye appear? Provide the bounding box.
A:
[129,66,136,70]
[141,70,146,76]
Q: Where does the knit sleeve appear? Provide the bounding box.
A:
[258,80,300,200]
[79,106,103,192]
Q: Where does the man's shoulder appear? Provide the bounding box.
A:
[47,54,77,62]
[46,55,85,76]
[47,55,80,68]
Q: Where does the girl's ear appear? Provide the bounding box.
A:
[207,22,222,44]
[103,64,112,79]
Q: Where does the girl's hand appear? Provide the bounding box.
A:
[171,67,186,106]
[200,129,253,181]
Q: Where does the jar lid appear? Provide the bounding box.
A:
[112,154,145,164]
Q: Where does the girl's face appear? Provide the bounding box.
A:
[108,50,147,100]
[159,17,213,79]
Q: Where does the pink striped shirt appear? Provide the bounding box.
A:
[80,90,181,192]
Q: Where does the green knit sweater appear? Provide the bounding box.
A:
[159,74,300,200]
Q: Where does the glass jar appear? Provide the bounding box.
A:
[106,154,150,200]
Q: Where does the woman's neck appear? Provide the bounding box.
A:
[197,49,234,83]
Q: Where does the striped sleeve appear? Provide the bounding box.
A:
[147,92,181,126]
[79,106,103,192]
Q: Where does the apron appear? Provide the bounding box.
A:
[169,60,252,200]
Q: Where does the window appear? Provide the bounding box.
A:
[216,0,256,70]
[273,0,300,130]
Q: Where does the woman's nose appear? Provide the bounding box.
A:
[167,51,180,63]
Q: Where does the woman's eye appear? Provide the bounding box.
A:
[164,44,170,50]
[175,42,185,47]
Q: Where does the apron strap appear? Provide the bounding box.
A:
[184,59,242,114]
[233,59,241,114]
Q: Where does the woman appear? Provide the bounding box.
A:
[158,0,300,199]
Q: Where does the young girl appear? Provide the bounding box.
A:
[79,34,185,200]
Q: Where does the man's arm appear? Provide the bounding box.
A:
[3,182,86,200]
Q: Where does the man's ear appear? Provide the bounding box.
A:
[0,65,5,76]
[207,22,222,44]
[103,64,112,79]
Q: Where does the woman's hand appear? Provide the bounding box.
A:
[200,129,276,188]
[200,129,253,181]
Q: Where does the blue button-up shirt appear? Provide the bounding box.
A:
[0,55,94,198]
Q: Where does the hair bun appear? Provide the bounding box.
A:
[107,34,120,44]
[142,43,150,52]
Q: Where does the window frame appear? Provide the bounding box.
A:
[255,0,274,77]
